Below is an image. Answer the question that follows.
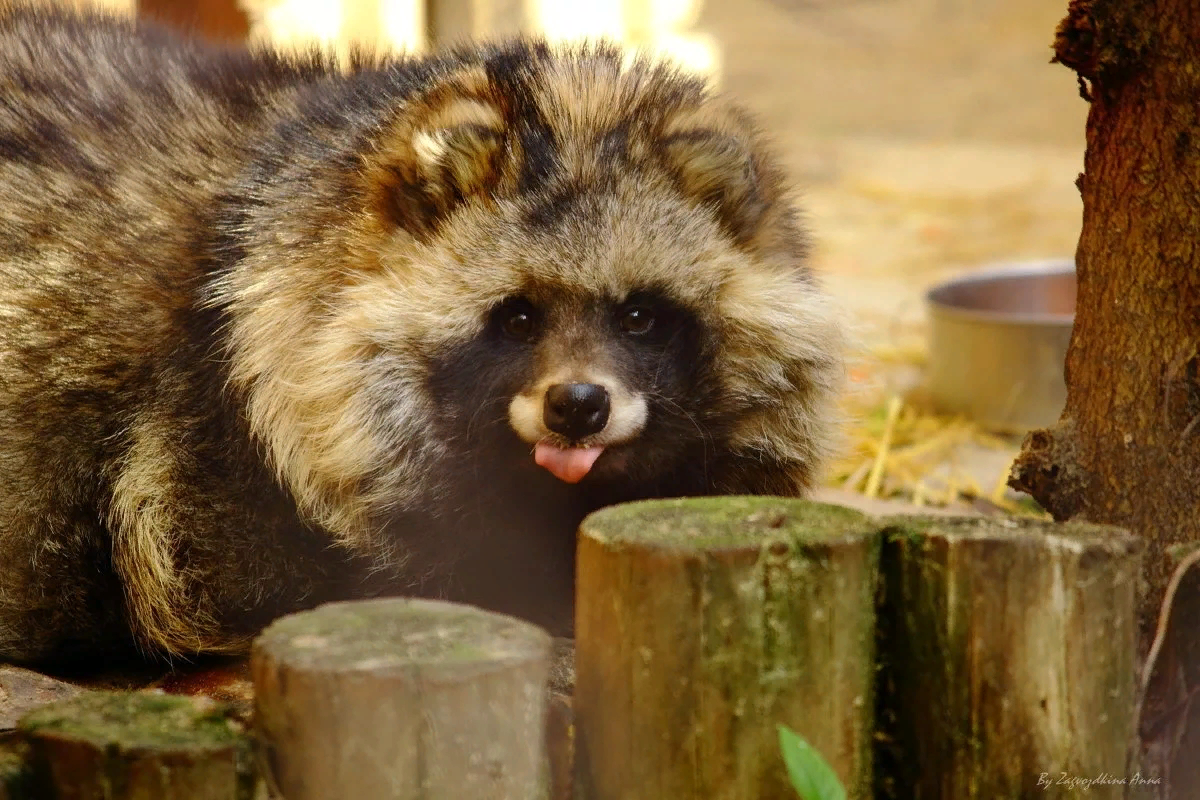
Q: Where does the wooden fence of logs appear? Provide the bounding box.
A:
[0,497,1143,799]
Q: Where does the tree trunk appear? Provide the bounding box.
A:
[1010,0,1200,645]
[1009,0,1200,790]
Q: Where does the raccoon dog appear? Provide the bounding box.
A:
[0,5,844,670]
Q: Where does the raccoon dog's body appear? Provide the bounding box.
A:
[0,5,843,670]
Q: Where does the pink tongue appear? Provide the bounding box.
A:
[534,443,605,484]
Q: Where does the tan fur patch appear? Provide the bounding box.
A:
[108,417,236,654]
[534,56,629,136]
[219,280,407,543]
[529,52,691,180]
[664,133,763,241]
[716,263,847,490]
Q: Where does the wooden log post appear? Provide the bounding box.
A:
[14,691,256,799]
[252,597,553,800]
[573,496,880,799]
[874,516,1143,799]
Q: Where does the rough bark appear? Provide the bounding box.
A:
[1009,0,1200,644]
[1009,1,1200,790]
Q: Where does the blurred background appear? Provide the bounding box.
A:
[59,0,1086,515]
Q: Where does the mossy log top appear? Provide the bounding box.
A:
[0,665,84,730]
[883,514,1144,553]
[583,494,871,551]
[17,690,255,800]
[20,691,244,752]
[254,596,550,673]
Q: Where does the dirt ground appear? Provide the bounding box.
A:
[697,0,1086,509]
[702,0,1083,341]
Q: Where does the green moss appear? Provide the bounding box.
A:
[16,692,259,799]
[582,496,873,551]
[18,692,241,752]
[880,515,1141,554]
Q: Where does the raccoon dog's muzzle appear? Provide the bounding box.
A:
[508,370,648,483]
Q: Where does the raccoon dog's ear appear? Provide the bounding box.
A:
[661,115,767,244]
[364,74,507,238]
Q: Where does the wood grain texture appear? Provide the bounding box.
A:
[252,597,552,800]
[573,496,879,799]
[875,516,1141,799]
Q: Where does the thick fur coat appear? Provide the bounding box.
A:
[0,4,844,670]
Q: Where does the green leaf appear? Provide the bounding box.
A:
[778,724,847,800]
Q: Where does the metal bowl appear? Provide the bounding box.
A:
[925,260,1075,431]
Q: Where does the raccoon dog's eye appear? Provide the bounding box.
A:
[495,297,540,342]
[618,305,655,335]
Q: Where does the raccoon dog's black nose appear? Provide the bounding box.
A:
[543,383,610,440]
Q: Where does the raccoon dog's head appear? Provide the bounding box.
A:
[213,41,844,545]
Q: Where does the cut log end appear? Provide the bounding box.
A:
[20,691,243,751]
[883,513,1143,557]
[581,495,873,550]
[253,596,550,674]
[17,690,254,800]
